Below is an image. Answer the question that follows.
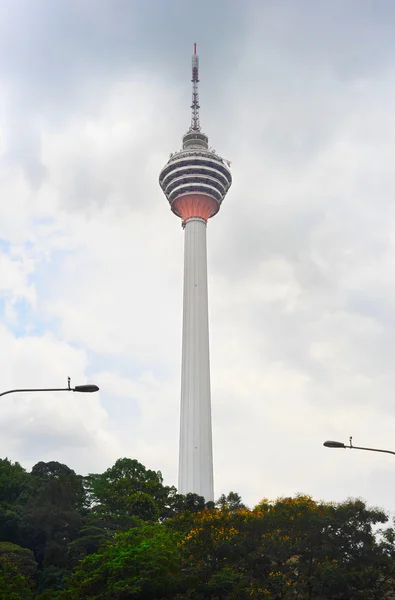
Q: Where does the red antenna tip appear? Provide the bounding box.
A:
[194,43,197,55]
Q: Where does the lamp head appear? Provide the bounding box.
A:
[73,384,99,393]
[324,440,346,449]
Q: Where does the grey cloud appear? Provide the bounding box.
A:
[0,0,247,106]
[3,0,395,508]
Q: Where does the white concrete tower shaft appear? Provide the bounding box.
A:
[179,216,213,501]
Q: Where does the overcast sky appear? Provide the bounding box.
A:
[1,0,395,511]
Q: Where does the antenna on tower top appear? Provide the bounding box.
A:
[190,43,200,132]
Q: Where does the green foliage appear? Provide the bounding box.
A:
[125,491,159,521]
[254,495,395,598]
[23,461,84,570]
[0,459,31,546]
[68,512,143,566]
[35,566,70,593]
[89,457,161,498]
[1,454,395,599]
[0,506,23,545]
[174,495,395,599]
[216,491,246,512]
[5,460,87,594]
[62,524,182,599]
[86,457,189,522]
[0,459,29,507]
[183,492,206,512]
[0,555,34,599]
[0,541,37,584]
[87,458,164,516]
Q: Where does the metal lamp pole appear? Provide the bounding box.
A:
[0,377,99,398]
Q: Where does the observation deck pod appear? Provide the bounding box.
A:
[159,144,232,223]
[182,131,209,150]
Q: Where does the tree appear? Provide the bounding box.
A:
[183,492,207,513]
[87,458,163,515]
[0,555,34,600]
[216,491,246,512]
[252,495,395,599]
[16,461,86,595]
[86,457,185,522]
[22,461,84,569]
[0,459,31,546]
[61,524,182,599]
[0,542,37,586]
[173,505,269,599]
[172,495,395,599]
[0,459,29,507]
[68,512,143,566]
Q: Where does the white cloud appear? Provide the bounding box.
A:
[0,323,121,472]
[1,0,395,512]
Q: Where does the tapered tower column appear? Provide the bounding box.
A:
[179,216,213,500]
[159,44,232,502]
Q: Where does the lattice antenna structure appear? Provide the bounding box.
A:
[190,43,200,132]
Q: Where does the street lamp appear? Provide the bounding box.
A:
[0,377,99,398]
[323,436,395,457]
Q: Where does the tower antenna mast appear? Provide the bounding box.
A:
[190,42,200,132]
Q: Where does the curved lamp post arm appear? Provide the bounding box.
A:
[0,388,72,397]
[0,378,99,397]
[346,444,395,456]
[324,436,395,456]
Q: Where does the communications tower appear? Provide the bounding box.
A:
[159,44,232,502]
